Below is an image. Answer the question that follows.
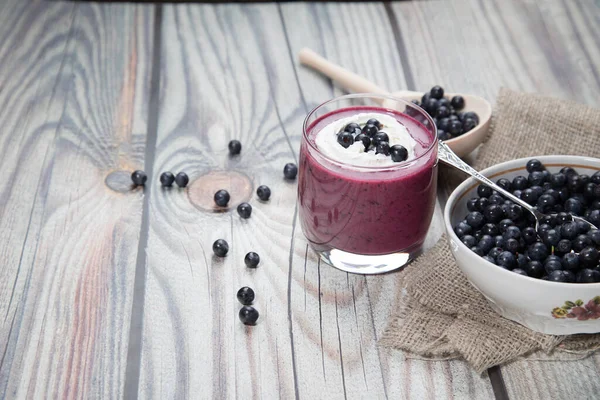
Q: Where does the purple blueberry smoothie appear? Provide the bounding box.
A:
[298,102,438,261]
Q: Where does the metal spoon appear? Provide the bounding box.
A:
[298,48,492,158]
[438,141,598,231]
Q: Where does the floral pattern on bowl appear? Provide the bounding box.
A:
[552,296,600,320]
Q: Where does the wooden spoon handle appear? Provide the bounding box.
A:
[298,48,389,95]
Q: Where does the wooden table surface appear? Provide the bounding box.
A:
[1,0,600,399]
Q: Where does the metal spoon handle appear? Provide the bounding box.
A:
[437,141,543,219]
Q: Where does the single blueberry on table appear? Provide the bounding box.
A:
[390,145,409,162]
[256,185,271,201]
[239,306,259,325]
[228,140,242,155]
[214,189,231,207]
[337,131,355,148]
[244,251,260,268]
[237,287,255,305]
[175,172,189,188]
[160,171,175,187]
[283,163,298,180]
[213,239,229,257]
[237,202,252,219]
[131,170,147,186]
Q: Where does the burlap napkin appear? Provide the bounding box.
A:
[380,88,600,373]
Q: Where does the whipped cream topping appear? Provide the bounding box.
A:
[314,112,417,167]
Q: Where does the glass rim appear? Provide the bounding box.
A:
[302,93,438,171]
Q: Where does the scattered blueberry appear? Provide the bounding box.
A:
[131,170,147,186]
[237,202,252,219]
[175,172,189,188]
[214,189,230,207]
[239,306,259,325]
[283,163,298,180]
[244,252,260,268]
[229,140,242,155]
[213,239,229,257]
[256,185,271,201]
[160,172,175,187]
[237,287,255,305]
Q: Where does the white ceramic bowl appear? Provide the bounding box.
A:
[444,155,600,335]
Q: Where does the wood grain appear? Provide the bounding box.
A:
[391,0,600,399]
[135,2,494,399]
[0,1,153,398]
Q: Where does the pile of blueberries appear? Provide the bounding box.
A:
[454,159,600,283]
[412,85,480,141]
[337,119,409,162]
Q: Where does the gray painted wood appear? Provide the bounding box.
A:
[0,1,153,398]
[391,0,600,399]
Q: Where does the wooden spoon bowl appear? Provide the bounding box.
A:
[299,48,492,158]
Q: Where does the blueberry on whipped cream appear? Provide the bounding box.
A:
[315,112,416,167]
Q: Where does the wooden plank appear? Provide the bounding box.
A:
[391,0,600,398]
[0,1,153,398]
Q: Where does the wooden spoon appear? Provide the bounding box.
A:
[298,48,492,158]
